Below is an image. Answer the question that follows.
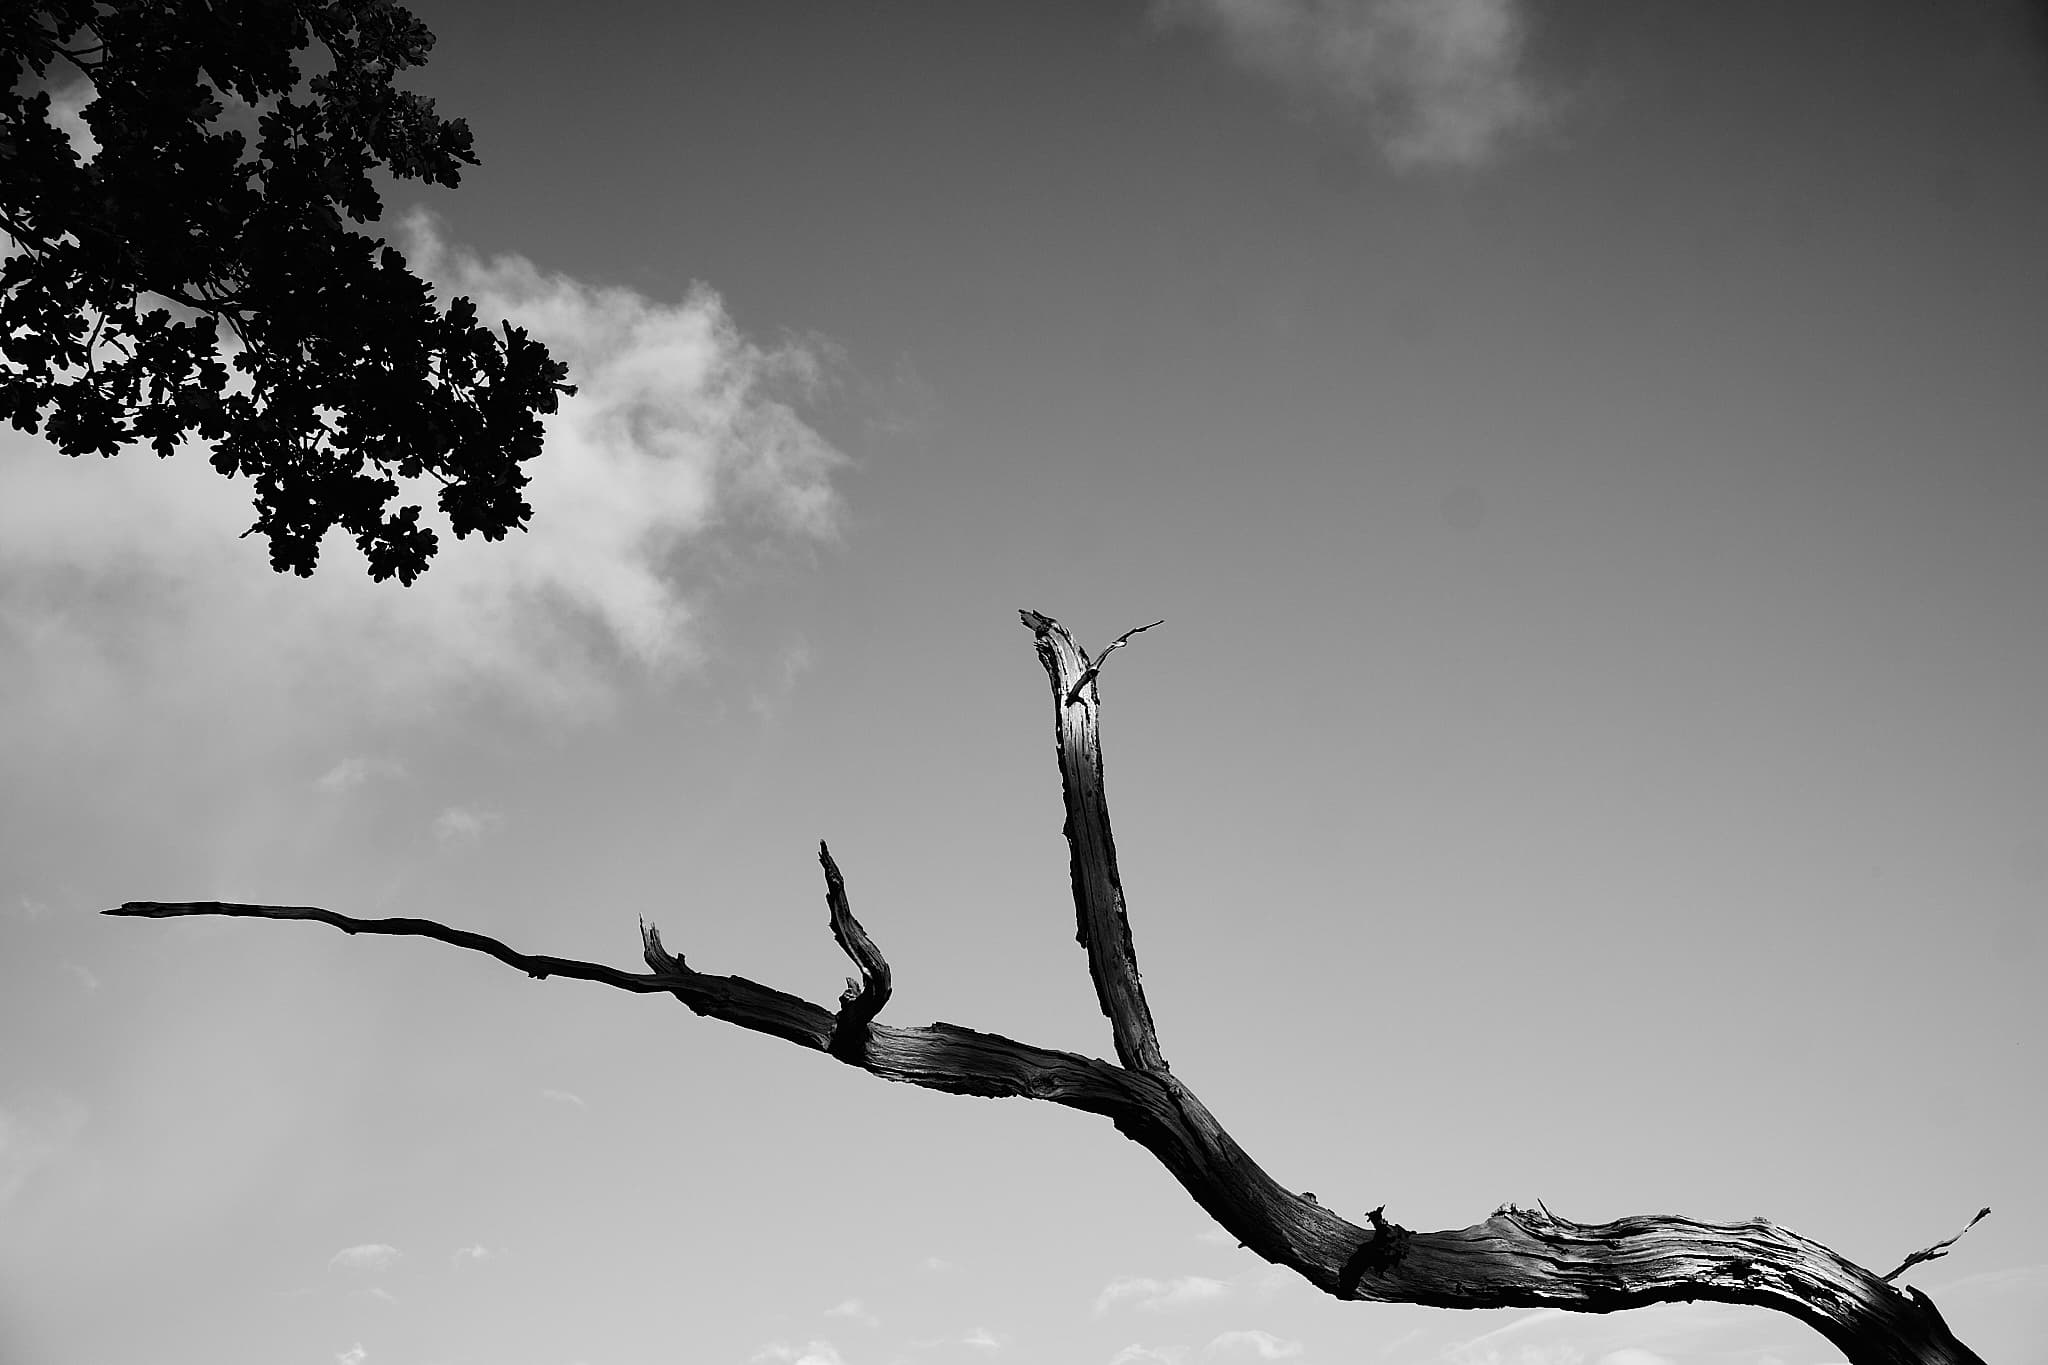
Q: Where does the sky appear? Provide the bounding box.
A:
[3,2,2046,1363]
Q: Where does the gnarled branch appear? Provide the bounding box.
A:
[1021,609,1168,1075]
[821,840,891,1060]
[105,611,1989,1365]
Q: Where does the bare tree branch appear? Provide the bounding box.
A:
[1061,617,1165,705]
[1021,609,1168,1075]
[104,612,1992,1365]
[1883,1207,1991,1283]
[820,840,892,1060]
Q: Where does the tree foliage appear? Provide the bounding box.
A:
[1,0,573,583]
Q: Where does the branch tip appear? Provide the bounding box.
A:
[1063,618,1165,705]
[1025,610,1169,1074]
[820,842,891,1056]
[1881,1206,1990,1283]
[640,919,685,975]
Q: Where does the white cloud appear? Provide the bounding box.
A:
[1442,1302,1772,1365]
[917,1255,955,1273]
[1380,1325,1426,1356]
[65,962,101,992]
[539,1089,587,1109]
[1156,0,1548,168]
[1448,1348,1584,1365]
[1445,1307,1566,1357]
[751,1342,846,1365]
[1206,1329,1303,1359]
[1096,1276,1230,1314]
[432,806,501,844]
[962,1326,1006,1350]
[1110,1347,1187,1365]
[328,1243,401,1272]
[453,1243,493,1266]
[316,756,406,792]
[396,210,842,670]
[337,1346,366,1365]
[823,1298,879,1327]
[0,212,848,771]
[1248,1265,1294,1302]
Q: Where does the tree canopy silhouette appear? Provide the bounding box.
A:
[1,0,572,583]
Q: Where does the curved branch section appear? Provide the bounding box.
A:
[1020,609,1167,1074]
[820,840,892,1060]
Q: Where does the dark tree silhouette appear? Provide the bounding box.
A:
[2,0,572,583]
[109,612,1992,1365]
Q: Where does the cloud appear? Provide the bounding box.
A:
[823,1298,879,1327]
[316,756,407,793]
[432,806,501,844]
[962,1327,1007,1350]
[452,1244,493,1267]
[1442,1303,1769,1365]
[1445,1307,1566,1356]
[1248,1265,1295,1303]
[1096,1276,1230,1314]
[327,1243,401,1272]
[336,1346,366,1365]
[0,212,849,767]
[539,1089,587,1109]
[1379,1325,1426,1355]
[917,1255,955,1273]
[1110,1347,1187,1365]
[65,962,101,992]
[751,1342,846,1365]
[1156,0,1548,168]
[1206,1329,1303,1359]
[396,210,843,669]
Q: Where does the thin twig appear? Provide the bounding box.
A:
[1881,1207,1990,1283]
[1064,618,1164,705]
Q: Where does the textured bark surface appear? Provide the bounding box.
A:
[107,611,1989,1365]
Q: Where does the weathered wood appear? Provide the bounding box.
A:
[819,841,890,1061]
[105,611,1989,1365]
[1021,609,1167,1074]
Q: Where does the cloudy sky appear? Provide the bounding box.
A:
[3,3,2046,1364]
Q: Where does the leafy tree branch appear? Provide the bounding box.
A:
[2,0,573,582]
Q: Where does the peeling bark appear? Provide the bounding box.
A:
[107,611,1989,1365]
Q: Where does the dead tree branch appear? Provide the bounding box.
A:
[1883,1207,1991,1284]
[106,611,1990,1365]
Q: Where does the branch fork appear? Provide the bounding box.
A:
[106,611,1990,1365]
